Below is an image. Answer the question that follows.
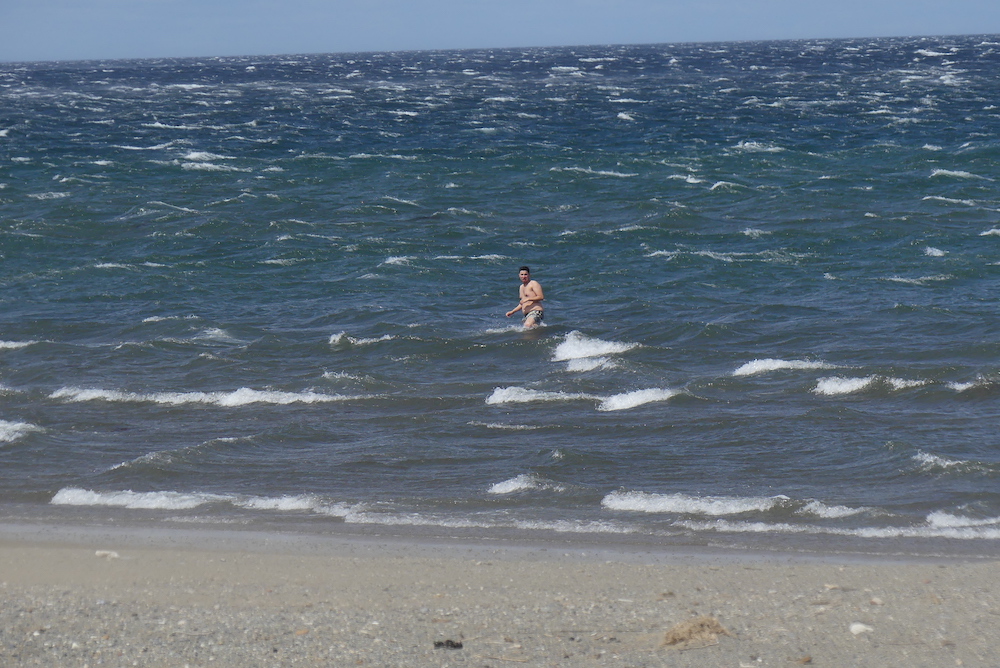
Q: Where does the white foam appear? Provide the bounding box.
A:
[598,388,678,411]
[732,140,784,153]
[813,376,876,395]
[0,420,40,442]
[382,255,414,265]
[235,495,321,512]
[565,357,615,372]
[733,358,837,376]
[50,387,358,407]
[924,246,947,257]
[602,490,784,515]
[914,451,966,471]
[488,473,565,495]
[552,331,638,361]
[884,274,952,285]
[742,228,771,238]
[329,332,395,346]
[468,421,540,431]
[931,169,989,180]
[550,166,638,178]
[0,340,37,349]
[947,380,982,392]
[798,500,869,519]
[923,195,976,206]
[676,517,1000,540]
[926,511,1000,529]
[27,192,70,200]
[979,228,1000,237]
[182,151,231,161]
[886,377,928,390]
[486,387,596,405]
[617,112,635,121]
[180,162,247,172]
[51,487,227,510]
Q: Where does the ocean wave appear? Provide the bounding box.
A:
[913,451,999,475]
[930,168,990,180]
[677,514,1000,540]
[0,340,38,349]
[597,388,678,411]
[49,387,361,407]
[488,473,566,494]
[564,357,616,372]
[468,421,541,431]
[51,488,229,510]
[602,490,786,515]
[733,358,837,376]
[732,140,784,152]
[552,331,638,361]
[329,332,396,346]
[550,166,638,178]
[0,420,41,443]
[27,192,70,200]
[813,376,877,395]
[486,387,597,405]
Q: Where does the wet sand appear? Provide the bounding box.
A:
[1,525,997,667]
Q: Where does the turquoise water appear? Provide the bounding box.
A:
[2,35,1000,555]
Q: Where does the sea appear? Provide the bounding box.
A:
[2,34,1000,558]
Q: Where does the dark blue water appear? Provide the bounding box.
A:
[2,35,1000,555]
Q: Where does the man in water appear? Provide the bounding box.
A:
[505,266,545,328]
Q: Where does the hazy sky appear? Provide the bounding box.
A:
[3,0,1000,63]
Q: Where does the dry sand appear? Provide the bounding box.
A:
[1,525,997,667]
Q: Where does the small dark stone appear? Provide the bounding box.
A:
[433,639,463,650]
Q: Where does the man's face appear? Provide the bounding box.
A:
[519,270,530,284]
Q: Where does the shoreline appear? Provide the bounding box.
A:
[2,522,998,666]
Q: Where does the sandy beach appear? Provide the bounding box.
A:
[1,525,997,667]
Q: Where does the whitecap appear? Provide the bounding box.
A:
[923,246,947,257]
[813,376,876,395]
[0,340,37,349]
[947,380,982,392]
[798,500,869,518]
[732,140,784,153]
[552,331,638,361]
[382,256,414,265]
[485,387,596,405]
[51,487,228,510]
[602,490,785,515]
[923,195,976,206]
[886,377,928,390]
[926,511,1000,529]
[235,494,322,511]
[551,166,638,178]
[488,473,565,494]
[931,168,990,180]
[27,192,70,200]
[468,421,540,431]
[565,357,615,372]
[49,386,359,407]
[0,420,41,442]
[598,388,678,411]
[914,451,966,471]
[733,359,837,376]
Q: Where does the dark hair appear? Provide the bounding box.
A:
[519,266,530,273]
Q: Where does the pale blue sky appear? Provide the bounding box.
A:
[2,0,999,63]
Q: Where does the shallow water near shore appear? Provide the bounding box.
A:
[2,35,1000,557]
